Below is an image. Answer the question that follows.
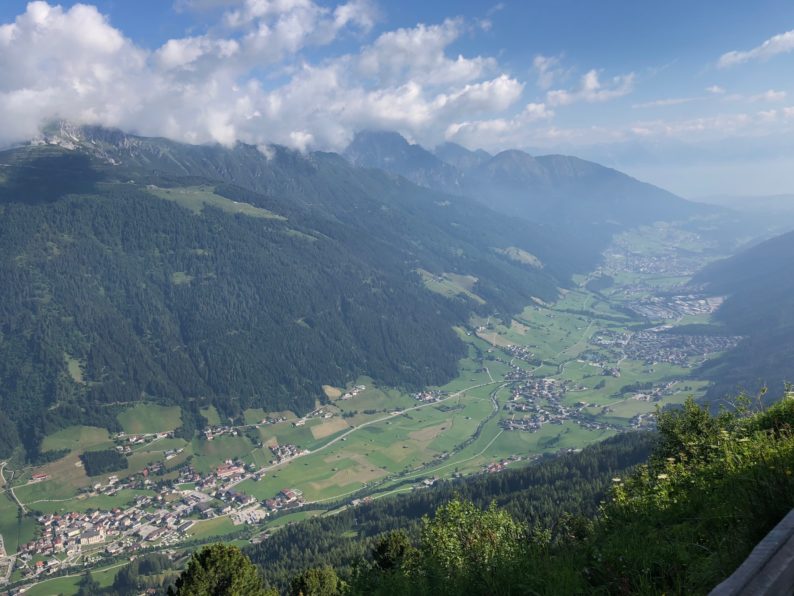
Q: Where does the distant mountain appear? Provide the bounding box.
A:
[345,131,709,236]
[344,130,463,193]
[694,230,794,402]
[434,142,492,171]
[0,124,592,457]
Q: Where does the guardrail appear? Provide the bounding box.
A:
[710,509,794,595]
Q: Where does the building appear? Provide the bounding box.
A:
[80,530,104,545]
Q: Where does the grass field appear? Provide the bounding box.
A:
[186,515,239,540]
[147,185,285,220]
[201,405,222,426]
[0,492,35,554]
[117,404,182,435]
[23,489,155,516]
[41,426,112,454]
[23,561,122,596]
[417,269,486,304]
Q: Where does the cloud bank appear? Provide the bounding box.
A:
[0,1,531,150]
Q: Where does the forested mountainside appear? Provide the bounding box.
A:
[694,229,794,402]
[345,131,709,239]
[0,126,592,458]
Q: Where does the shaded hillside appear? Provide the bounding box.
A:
[694,229,794,401]
[344,131,709,246]
[0,126,591,457]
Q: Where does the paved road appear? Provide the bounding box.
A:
[1,462,26,513]
[226,379,500,489]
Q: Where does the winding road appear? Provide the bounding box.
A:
[227,378,501,489]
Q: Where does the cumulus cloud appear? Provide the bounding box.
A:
[533,54,567,90]
[547,69,634,106]
[0,1,532,151]
[444,102,553,148]
[718,29,794,68]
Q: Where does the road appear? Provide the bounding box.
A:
[308,382,506,505]
[1,462,26,514]
[225,379,500,489]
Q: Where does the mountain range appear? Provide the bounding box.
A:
[0,124,597,457]
[0,123,750,458]
[344,130,706,234]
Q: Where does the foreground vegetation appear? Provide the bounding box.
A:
[337,395,794,595]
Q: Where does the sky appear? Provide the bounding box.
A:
[1,1,794,197]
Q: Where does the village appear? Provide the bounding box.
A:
[626,294,724,320]
[590,327,742,368]
[8,450,315,583]
[499,369,615,434]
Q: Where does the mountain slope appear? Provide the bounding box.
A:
[694,230,794,401]
[344,130,463,193]
[345,131,708,237]
[434,142,492,171]
[0,126,592,457]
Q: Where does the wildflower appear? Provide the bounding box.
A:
[612,477,621,483]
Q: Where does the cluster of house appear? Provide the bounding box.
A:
[292,408,334,427]
[483,455,522,474]
[504,344,537,364]
[190,461,260,494]
[338,385,367,400]
[113,431,173,454]
[412,390,445,403]
[203,425,241,441]
[511,378,567,402]
[269,443,305,463]
[21,494,178,562]
[14,452,293,579]
[623,329,741,367]
[259,415,289,425]
[262,488,305,512]
[624,294,716,321]
[499,372,618,433]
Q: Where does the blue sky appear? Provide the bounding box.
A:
[1,0,794,197]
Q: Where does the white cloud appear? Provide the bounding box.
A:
[533,54,566,90]
[444,102,553,149]
[547,69,634,106]
[1,1,518,150]
[6,0,787,166]
[356,19,493,87]
[718,29,794,68]
[706,85,726,95]
[749,89,787,102]
[632,97,699,109]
